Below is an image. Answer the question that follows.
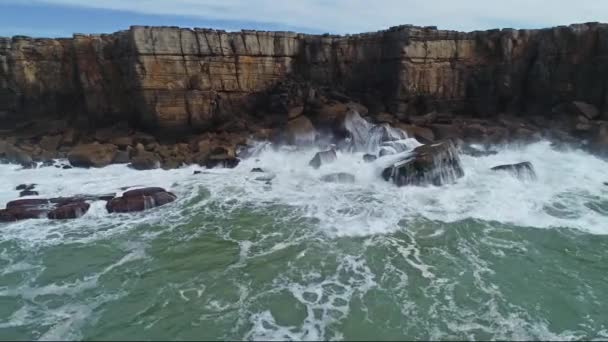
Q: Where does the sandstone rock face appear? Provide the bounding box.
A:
[1,23,607,132]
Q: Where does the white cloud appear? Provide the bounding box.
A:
[15,0,608,33]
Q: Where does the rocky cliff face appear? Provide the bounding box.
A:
[1,23,607,132]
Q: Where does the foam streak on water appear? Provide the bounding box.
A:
[0,141,608,340]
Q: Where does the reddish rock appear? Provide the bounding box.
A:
[382,140,464,186]
[106,187,177,213]
[47,201,90,220]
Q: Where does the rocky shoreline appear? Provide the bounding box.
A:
[2,23,608,222]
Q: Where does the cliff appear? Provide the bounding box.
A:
[1,23,607,132]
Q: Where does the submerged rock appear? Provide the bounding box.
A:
[106,187,177,213]
[320,172,356,184]
[382,140,464,186]
[309,149,337,169]
[0,192,115,223]
[461,145,498,157]
[16,184,36,191]
[363,154,377,163]
[19,190,39,197]
[491,162,536,180]
[47,201,90,220]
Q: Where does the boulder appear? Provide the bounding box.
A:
[113,150,131,164]
[19,190,39,197]
[68,143,118,168]
[47,201,90,220]
[251,167,265,172]
[309,148,337,169]
[491,162,537,180]
[202,147,240,169]
[571,101,600,120]
[129,151,160,170]
[16,184,36,191]
[1,198,53,222]
[1,143,34,166]
[285,116,316,145]
[396,124,435,143]
[106,187,177,213]
[110,136,134,149]
[288,106,304,119]
[204,155,240,169]
[363,154,377,163]
[461,145,498,157]
[50,194,116,205]
[39,135,62,152]
[320,172,356,183]
[382,140,464,186]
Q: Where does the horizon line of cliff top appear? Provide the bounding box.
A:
[2,21,606,41]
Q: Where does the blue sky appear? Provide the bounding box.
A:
[1,0,606,37]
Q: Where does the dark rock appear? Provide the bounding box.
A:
[309,149,337,169]
[123,187,166,198]
[320,172,356,183]
[251,167,265,172]
[68,143,118,168]
[49,194,115,205]
[571,101,600,120]
[204,155,240,169]
[1,198,53,222]
[461,145,498,157]
[193,170,202,175]
[62,165,72,169]
[363,154,377,163]
[491,162,537,180]
[129,151,160,170]
[47,201,90,219]
[382,140,464,186]
[396,124,435,143]
[113,150,131,164]
[106,187,177,213]
[39,135,62,152]
[16,184,36,191]
[6,198,51,209]
[19,190,39,197]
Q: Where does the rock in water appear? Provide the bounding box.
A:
[382,140,464,186]
[309,149,338,169]
[461,145,498,157]
[363,154,377,163]
[285,116,317,146]
[16,184,36,191]
[48,201,90,220]
[491,162,537,180]
[19,190,39,197]
[129,151,160,170]
[106,187,177,213]
[320,173,356,183]
[68,143,118,168]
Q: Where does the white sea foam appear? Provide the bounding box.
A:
[2,140,608,239]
